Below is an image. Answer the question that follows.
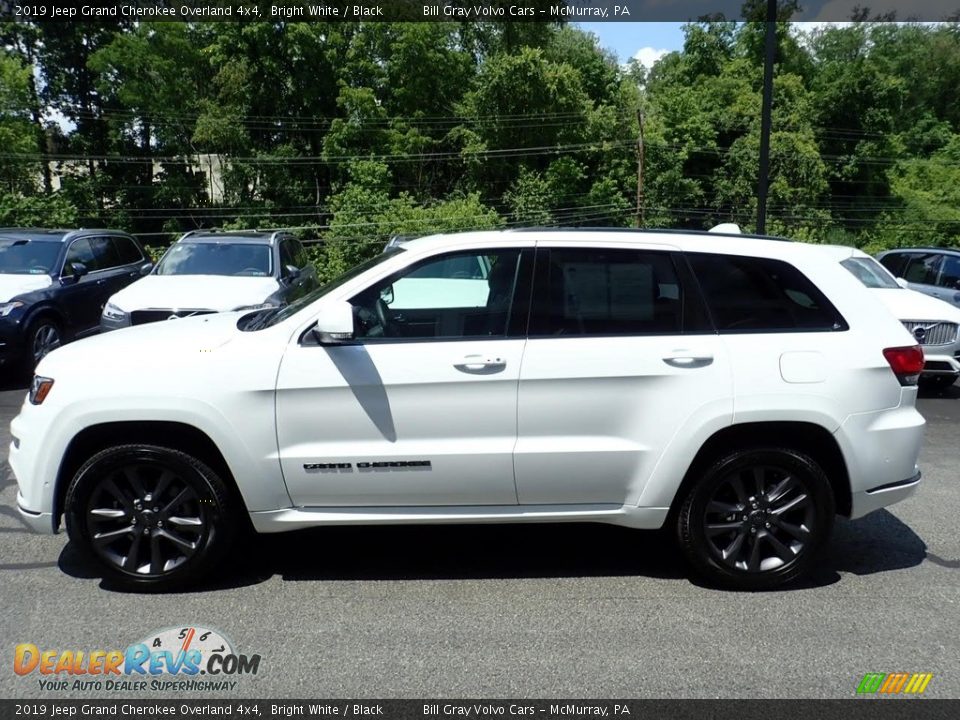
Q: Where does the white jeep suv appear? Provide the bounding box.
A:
[10,229,926,590]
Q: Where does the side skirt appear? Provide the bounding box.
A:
[250,504,669,533]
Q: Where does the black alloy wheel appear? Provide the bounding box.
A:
[678,448,835,590]
[65,445,235,590]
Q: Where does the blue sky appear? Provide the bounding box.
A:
[577,22,687,68]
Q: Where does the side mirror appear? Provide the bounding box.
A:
[63,262,89,284]
[140,262,154,276]
[380,285,394,305]
[896,277,909,289]
[310,300,354,344]
[283,264,301,283]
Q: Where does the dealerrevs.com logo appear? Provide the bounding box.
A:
[14,626,261,692]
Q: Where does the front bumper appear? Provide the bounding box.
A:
[0,319,25,365]
[8,411,60,534]
[920,349,960,377]
[16,491,56,534]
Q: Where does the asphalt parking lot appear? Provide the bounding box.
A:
[1,380,958,700]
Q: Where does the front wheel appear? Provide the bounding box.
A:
[677,448,835,591]
[25,317,62,370]
[65,445,236,590]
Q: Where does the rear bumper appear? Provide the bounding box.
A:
[852,471,922,519]
[835,393,925,519]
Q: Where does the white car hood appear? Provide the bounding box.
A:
[0,273,52,302]
[38,310,244,377]
[872,288,960,323]
[110,275,280,312]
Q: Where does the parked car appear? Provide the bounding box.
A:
[828,246,960,390]
[100,230,318,331]
[0,228,151,373]
[876,247,960,309]
[11,229,925,591]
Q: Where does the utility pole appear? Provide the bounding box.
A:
[757,0,777,234]
[635,109,645,228]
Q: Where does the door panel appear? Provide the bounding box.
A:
[276,340,524,506]
[275,246,533,508]
[515,246,733,506]
[516,335,730,505]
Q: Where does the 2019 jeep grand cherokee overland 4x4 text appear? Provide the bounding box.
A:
[10,229,926,591]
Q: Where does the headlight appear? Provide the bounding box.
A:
[29,376,54,405]
[102,302,130,324]
[0,301,24,317]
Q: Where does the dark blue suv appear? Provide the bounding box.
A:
[0,228,152,373]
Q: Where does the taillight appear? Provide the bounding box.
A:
[883,345,925,386]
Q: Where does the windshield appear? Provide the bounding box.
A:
[156,242,273,276]
[241,247,405,331]
[841,256,900,289]
[0,239,61,275]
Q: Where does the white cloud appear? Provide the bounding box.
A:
[631,47,670,70]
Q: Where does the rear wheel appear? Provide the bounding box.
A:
[677,448,834,590]
[65,445,236,590]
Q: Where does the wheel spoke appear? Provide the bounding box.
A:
[89,508,128,522]
[750,467,765,496]
[167,516,203,528]
[93,526,133,545]
[728,476,748,504]
[153,470,174,501]
[707,500,741,515]
[161,487,195,517]
[123,528,145,571]
[771,517,810,541]
[765,531,796,562]
[123,467,147,498]
[770,493,810,516]
[149,532,164,574]
[766,475,797,504]
[706,521,742,536]
[159,528,198,554]
[747,535,762,572]
[722,531,747,561]
[101,479,133,512]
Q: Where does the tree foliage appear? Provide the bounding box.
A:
[1,16,960,272]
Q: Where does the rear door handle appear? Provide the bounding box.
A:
[663,352,714,369]
[454,355,506,374]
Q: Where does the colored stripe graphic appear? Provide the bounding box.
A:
[857,673,933,695]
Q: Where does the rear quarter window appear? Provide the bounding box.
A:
[688,253,847,333]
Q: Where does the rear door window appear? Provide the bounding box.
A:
[688,253,847,332]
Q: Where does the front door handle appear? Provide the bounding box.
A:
[663,352,714,369]
[454,355,506,374]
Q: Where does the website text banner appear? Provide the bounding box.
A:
[3,0,960,23]
[2,701,960,720]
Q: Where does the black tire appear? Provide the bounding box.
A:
[65,445,236,591]
[677,448,835,591]
[23,316,62,372]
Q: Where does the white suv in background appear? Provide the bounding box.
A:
[828,245,960,391]
[10,229,925,591]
